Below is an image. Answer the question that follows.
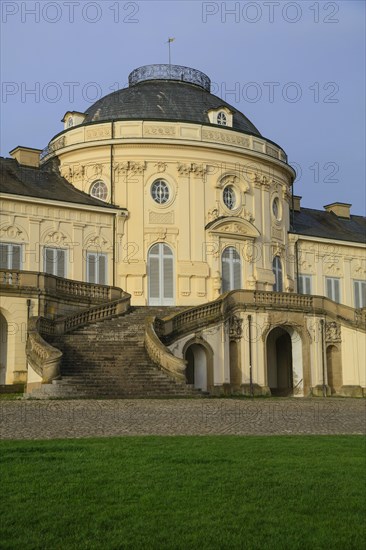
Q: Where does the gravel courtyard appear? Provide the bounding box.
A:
[0,398,365,439]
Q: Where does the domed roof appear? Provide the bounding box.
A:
[83,64,261,137]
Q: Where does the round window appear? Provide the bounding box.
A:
[223,186,236,210]
[272,197,281,220]
[151,179,170,205]
[217,112,227,126]
[90,180,108,201]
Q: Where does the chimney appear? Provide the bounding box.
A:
[293,195,302,212]
[324,202,352,219]
[9,146,41,168]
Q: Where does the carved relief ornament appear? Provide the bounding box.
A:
[325,322,341,343]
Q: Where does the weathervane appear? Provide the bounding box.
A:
[166,37,175,65]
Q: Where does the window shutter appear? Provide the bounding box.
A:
[334,279,340,303]
[87,253,96,284]
[222,251,231,293]
[98,255,107,285]
[354,282,360,308]
[326,278,332,299]
[149,256,160,299]
[57,250,66,278]
[305,276,311,295]
[277,270,283,292]
[163,255,173,299]
[233,253,241,290]
[12,245,21,270]
[45,248,54,275]
[0,244,8,269]
[298,276,304,294]
[361,282,366,309]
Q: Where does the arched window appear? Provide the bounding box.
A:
[67,117,74,128]
[90,180,108,201]
[222,247,241,293]
[272,256,283,292]
[148,243,174,305]
[217,112,227,126]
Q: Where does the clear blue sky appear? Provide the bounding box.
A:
[1,0,365,214]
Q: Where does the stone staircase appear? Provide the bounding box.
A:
[27,307,203,399]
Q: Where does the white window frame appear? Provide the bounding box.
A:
[272,256,283,292]
[90,180,108,201]
[0,243,22,270]
[151,179,170,205]
[325,277,341,303]
[44,247,67,278]
[298,274,312,295]
[86,252,108,285]
[223,186,236,210]
[148,243,175,306]
[217,111,227,126]
[354,280,366,309]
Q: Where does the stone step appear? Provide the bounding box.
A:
[37,305,199,399]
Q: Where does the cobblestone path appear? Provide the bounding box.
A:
[0,398,365,440]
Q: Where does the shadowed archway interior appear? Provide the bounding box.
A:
[266,327,293,396]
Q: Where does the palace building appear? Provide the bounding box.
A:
[1,64,365,398]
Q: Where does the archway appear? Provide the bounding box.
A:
[184,342,213,392]
[266,326,303,396]
[0,311,8,385]
[326,345,342,394]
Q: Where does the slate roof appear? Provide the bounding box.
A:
[83,80,261,136]
[0,157,118,209]
[291,207,366,244]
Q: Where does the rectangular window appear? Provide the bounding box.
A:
[86,252,107,285]
[326,277,341,303]
[298,274,312,295]
[44,247,66,278]
[0,243,22,270]
[354,280,366,309]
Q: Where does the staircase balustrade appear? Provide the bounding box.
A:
[26,318,62,383]
[145,317,187,382]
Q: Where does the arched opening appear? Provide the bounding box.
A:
[184,342,213,392]
[326,345,342,394]
[221,247,241,293]
[148,243,174,305]
[266,326,304,396]
[229,340,242,391]
[0,311,8,385]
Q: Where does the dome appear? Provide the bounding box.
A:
[83,64,261,136]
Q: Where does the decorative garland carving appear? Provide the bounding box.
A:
[114,161,146,176]
[325,322,341,343]
[229,315,243,341]
[177,162,207,177]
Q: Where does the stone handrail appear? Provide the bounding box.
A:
[26,318,62,383]
[62,296,130,333]
[37,295,131,337]
[0,270,20,285]
[157,290,366,342]
[145,316,187,382]
[0,270,123,302]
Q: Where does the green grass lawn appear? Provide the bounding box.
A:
[1,436,365,549]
